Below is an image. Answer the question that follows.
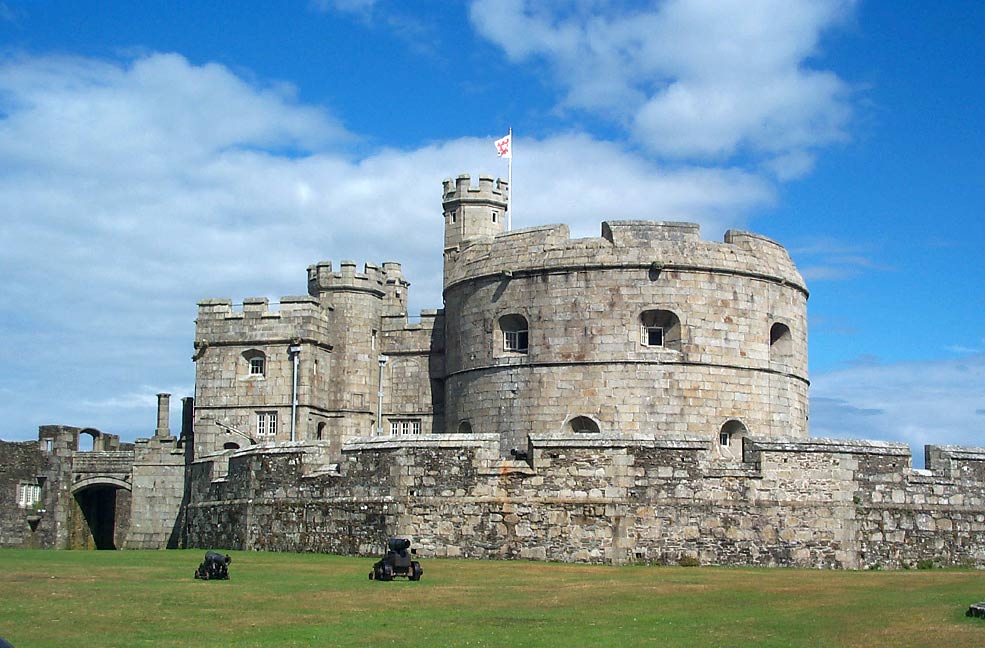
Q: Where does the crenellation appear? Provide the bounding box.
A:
[11,170,985,569]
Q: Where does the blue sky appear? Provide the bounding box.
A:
[1,1,982,463]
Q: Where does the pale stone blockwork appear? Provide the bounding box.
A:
[9,172,985,568]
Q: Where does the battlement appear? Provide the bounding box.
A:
[196,296,322,321]
[306,260,409,299]
[442,174,509,207]
[444,219,805,292]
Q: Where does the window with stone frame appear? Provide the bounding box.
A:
[257,411,278,437]
[16,482,41,508]
[567,416,601,434]
[244,349,266,377]
[769,322,793,361]
[639,309,682,351]
[500,314,529,353]
[390,419,421,435]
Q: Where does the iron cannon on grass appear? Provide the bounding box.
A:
[194,551,231,580]
[368,538,423,581]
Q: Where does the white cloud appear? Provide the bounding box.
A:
[810,354,985,466]
[469,0,854,171]
[0,52,772,441]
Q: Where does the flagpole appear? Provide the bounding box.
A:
[507,127,512,232]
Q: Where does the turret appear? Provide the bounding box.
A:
[442,174,508,252]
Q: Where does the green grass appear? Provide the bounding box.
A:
[0,549,983,647]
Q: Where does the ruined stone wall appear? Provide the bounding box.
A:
[442,220,809,454]
[184,435,985,569]
[0,439,49,547]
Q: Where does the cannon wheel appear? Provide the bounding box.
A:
[381,563,394,581]
[409,561,422,581]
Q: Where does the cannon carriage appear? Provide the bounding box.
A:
[369,538,423,581]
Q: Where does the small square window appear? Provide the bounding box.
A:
[249,357,265,376]
[642,326,663,347]
[504,330,528,352]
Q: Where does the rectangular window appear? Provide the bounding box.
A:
[390,419,421,435]
[642,326,664,347]
[257,411,278,437]
[504,329,528,352]
[249,357,265,376]
[17,483,41,508]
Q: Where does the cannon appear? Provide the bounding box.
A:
[368,537,423,581]
[194,551,232,580]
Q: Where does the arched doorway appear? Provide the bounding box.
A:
[70,478,131,550]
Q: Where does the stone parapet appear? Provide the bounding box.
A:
[183,433,985,570]
[444,221,806,294]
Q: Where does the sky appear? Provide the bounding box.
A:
[0,1,982,465]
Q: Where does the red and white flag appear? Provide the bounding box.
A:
[495,132,512,158]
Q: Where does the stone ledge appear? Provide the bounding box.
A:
[749,437,912,456]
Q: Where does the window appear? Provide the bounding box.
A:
[17,483,41,508]
[43,439,52,453]
[249,357,265,376]
[371,329,377,351]
[719,420,747,452]
[639,309,682,351]
[257,411,278,437]
[244,350,267,377]
[500,314,529,353]
[642,325,663,347]
[567,416,601,434]
[390,419,421,435]
[770,322,793,361]
[458,420,473,434]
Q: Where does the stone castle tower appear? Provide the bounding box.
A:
[189,173,807,460]
[8,172,985,570]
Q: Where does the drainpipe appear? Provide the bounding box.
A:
[289,344,302,442]
[377,354,388,435]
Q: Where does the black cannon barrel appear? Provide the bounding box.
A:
[205,551,231,565]
[387,538,411,553]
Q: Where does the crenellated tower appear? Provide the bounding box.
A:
[442,174,509,253]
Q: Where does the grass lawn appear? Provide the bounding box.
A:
[0,549,983,647]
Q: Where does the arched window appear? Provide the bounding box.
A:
[770,323,792,361]
[719,420,747,449]
[243,349,266,377]
[567,416,601,434]
[458,420,473,434]
[316,422,326,441]
[78,428,100,452]
[499,314,529,353]
[223,442,240,450]
[639,309,682,351]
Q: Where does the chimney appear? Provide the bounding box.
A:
[155,393,171,438]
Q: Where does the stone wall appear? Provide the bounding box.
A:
[0,439,49,547]
[442,218,809,454]
[184,434,985,569]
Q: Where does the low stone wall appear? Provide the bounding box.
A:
[184,434,985,569]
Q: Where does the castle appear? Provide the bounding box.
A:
[3,174,984,569]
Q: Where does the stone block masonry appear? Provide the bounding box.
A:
[185,434,985,569]
[9,171,985,568]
